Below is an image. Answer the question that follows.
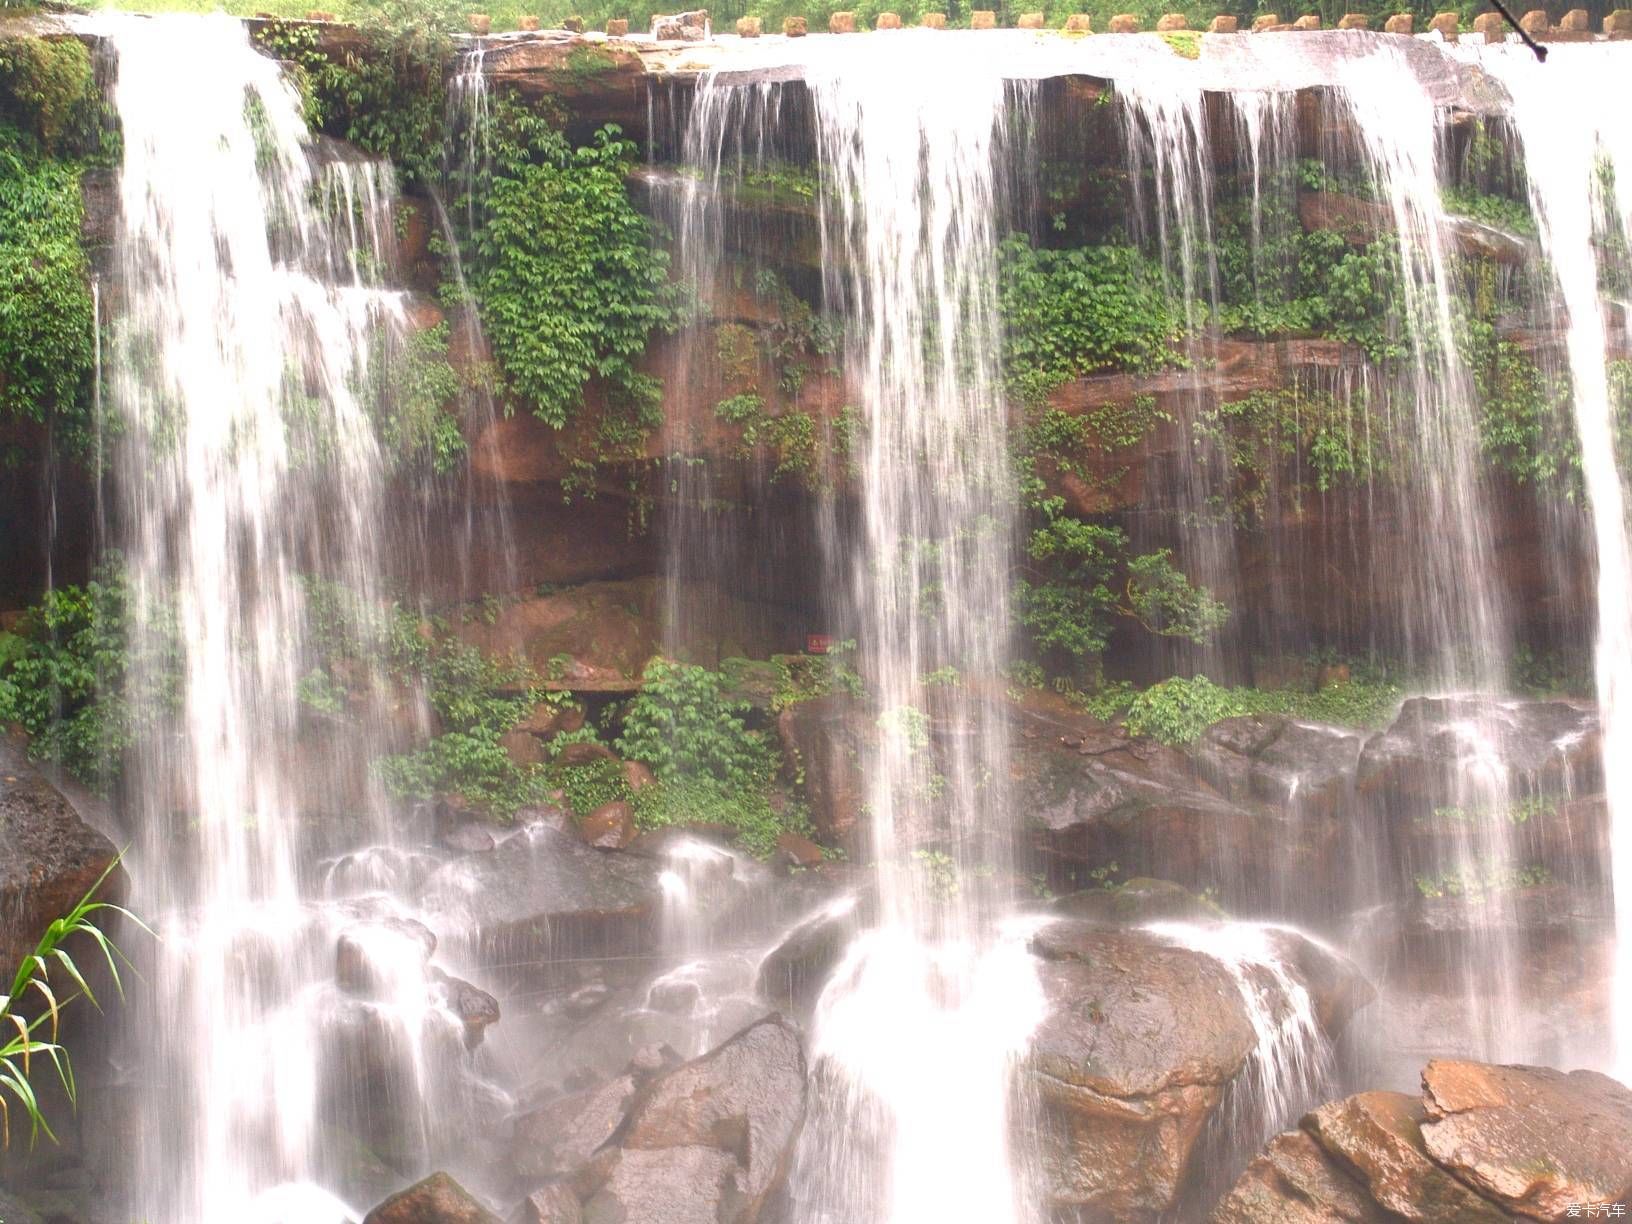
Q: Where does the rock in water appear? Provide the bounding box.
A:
[1418,1060,1632,1218]
[0,738,123,975]
[1211,1129,1393,1223]
[650,9,708,39]
[362,1172,500,1224]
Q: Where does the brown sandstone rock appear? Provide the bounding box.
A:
[1293,13,1320,28]
[1338,13,1369,28]
[560,15,585,31]
[1211,1129,1393,1223]
[517,1184,582,1224]
[605,17,629,33]
[362,1172,499,1224]
[1108,12,1140,30]
[1156,12,1188,29]
[1559,7,1589,29]
[875,10,901,27]
[1252,13,1281,30]
[1428,10,1459,36]
[1208,13,1238,29]
[0,739,124,981]
[1607,10,1632,33]
[776,693,867,848]
[735,15,760,34]
[467,12,491,33]
[651,9,709,39]
[512,1075,639,1180]
[971,9,997,27]
[1519,9,1550,33]
[1417,1059,1632,1220]
[920,11,948,25]
[1472,12,1507,39]
[1025,922,1260,1217]
[1384,12,1414,32]
[1017,11,1045,27]
[516,15,540,29]
[828,10,855,31]
[783,14,806,33]
[579,800,638,849]
[1305,1091,1509,1222]
[1065,13,1093,30]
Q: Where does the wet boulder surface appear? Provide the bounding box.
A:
[0,737,123,977]
[1214,1059,1632,1224]
[1023,919,1373,1220]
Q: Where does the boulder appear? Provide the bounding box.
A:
[1024,922,1258,1217]
[1208,14,1237,30]
[1418,1060,1632,1218]
[433,969,501,1048]
[1211,1129,1392,1223]
[777,695,868,849]
[1304,1091,1510,1222]
[335,917,437,999]
[756,892,869,1013]
[1027,920,1372,1218]
[579,801,637,850]
[580,1146,741,1223]
[420,824,664,963]
[516,1184,582,1223]
[651,9,708,39]
[0,738,123,980]
[512,1075,638,1181]
[620,1014,808,1217]
[363,1172,499,1224]
[1107,12,1140,31]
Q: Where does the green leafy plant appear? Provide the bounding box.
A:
[1,860,141,1148]
[0,559,180,791]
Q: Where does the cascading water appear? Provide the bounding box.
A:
[1476,42,1632,1080]
[102,14,403,1219]
[677,33,1049,1223]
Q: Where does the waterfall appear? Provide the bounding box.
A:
[675,32,1048,1223]
[1477,42,1632,1081]
[104,14,401,1219]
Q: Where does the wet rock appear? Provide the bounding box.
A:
[651,8,709,39]
[363,1172,500,1224]
[1357,697,1599,810]
[442,822,498,854]
[512,1075,638,1181]
[1196,715,1364,818]
[773,830,826,869]
[1304,1091,1510,1222]
[1211,1129,1393,1223]
[580,1146,741,1224]
[1027,920,1371,1218]
[515,1184,582,1224]
[564,982,612,1018]
[1024,922,1259,1218]
[777,694,868,849]
[647,976,701,1013]
[756,892,869,1013]
[0,739,124,979]
[1417,1059,1632,1218]
[623,1043,684,1083]
[420,824,663,963]
[433,969,501,1048]
[619,1014,808,1219]
[579,801,637,850]
[0,1191,43,1224]
[335,917,437,998]
[1049,877,1224,925]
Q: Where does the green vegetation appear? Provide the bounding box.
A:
[713,395,821,484]
[0,121,97,454]
[0,561,180,792]
[1442,186,1535,237]
[1,860,139,1148]
[1427,795,1556,826]
[1109,672,1402,744]
[461,97,680,439]
[366,322,466,473]
[1194,386,1384,523]
[302,578,568,818]
[1414,861,1551,901]
[997,234,1182,405]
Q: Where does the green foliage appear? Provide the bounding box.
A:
[1,860,139,1148]
[1122,672,1402,744]
[0,122,96,451]
[553,754,629,815]
[253,18,448,187]
[1158,29,1200,57]
[303,578,559,818]
[1414,861,1550,900]
[470,115,679,433]
[1194,386,1383,523]
[616,658,774,791]
[0,36,97,154]
[1427,795,1556,826]
[997,234,1182,404]
[630,776,810,858]
[770,645,863,712]
[1016,516,1226,672]
[367,322,466,472]
[0,560,180,792]
[1441,186,1534,237]
[713,395,821,483]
